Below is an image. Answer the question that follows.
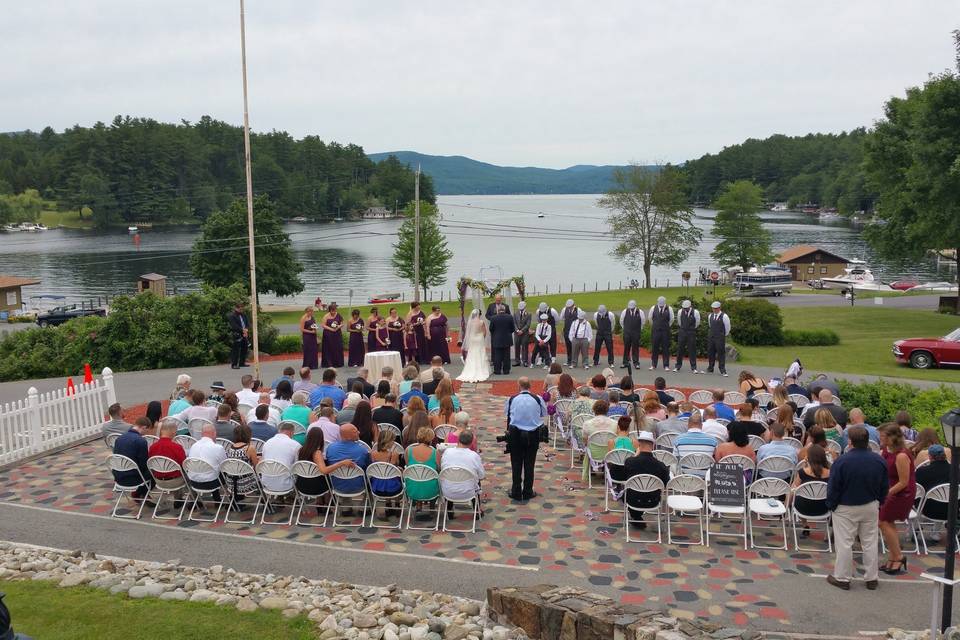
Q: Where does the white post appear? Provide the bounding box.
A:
[26,387,41,454]
[102,367,117,407]
[414,165,421,303]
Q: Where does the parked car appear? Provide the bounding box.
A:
[35,305,106,327]
[893,328,960,369]
[889,280,920,291]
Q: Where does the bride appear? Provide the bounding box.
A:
[457,309,491,382]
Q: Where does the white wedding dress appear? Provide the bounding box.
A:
[457,318,491,382]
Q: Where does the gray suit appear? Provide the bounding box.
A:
[513,309,531,366]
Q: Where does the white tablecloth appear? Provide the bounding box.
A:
[364,351,403,383]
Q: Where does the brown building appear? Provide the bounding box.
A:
[776,245,850,281]
[0,275,41,315]
[136,273,167,296]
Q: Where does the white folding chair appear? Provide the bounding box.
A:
[402,465,441,531]
[357,440,372,452]
[257,460,295,525]
[665,474,706,545]
[724,391,746,405]
[545,385,559,402]
[143,435,158,446]
[220,458,263,524]
[434,424,456,441]
[168,416,189,435]
[104,432,120,449]
[146,456,190,521]
[439,466,481,533]
[552,399,574,450]
[188,417,213,439]
[753,392,773,407]
[790,481,832,552]
[765,408,781,423]
[715,418,731,427]
[825,439,843,458]
[173,434,196,452]
[251,438,266,455]
[106,454,151,519]
[378,423,401,440]
[366,462,405,529]
[756,455,797,484]
[278,420,303,435]
[678,452,714,478]
[880,484,924,555]
[719,454,756,485]
[602,449,633,512]
[205,400,221,408]
[237,403,254,416]
[917,483,960,555]
[747,477,790,550]
[868,440,881,453]
[788,394,809,408]
[585,431,616,488]
[655,432,678,451]
[623,474,665,543]
[328,465,369,527]
[706,471,747,549]
[689,390,713,406]
[569,414,588,468]
[652,449,678,475]
[182,458,227,522]
[291,460,330,527]
[390,441,406,460]
[664,389,686,403]
[782,437,803,451]
[748,435,765,452]
[617,401,634,413]
[216,437,233,451]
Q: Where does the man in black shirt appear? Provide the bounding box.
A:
[653,377,672,406]
[783,376,809,400]
[371,393,404,429]
[423,368,445,396]
[729,404,766,438]
[622,432,670,529]
[803,389,849,430]
[916,445,952,522]
[346,368,376,398]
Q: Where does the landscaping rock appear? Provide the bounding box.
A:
[258,596,290,610]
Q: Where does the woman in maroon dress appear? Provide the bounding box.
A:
[300,307,319,370]
[320,303,345,368]
[366,307,381,354]
[347,309,366,367]
[426,305,451,364]
[406,302,429,365]
[878,423,917,575]
[386,308,406,364]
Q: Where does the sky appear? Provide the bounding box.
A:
[1,1,956,168]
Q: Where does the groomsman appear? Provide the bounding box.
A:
[531,314,553,368]
[674,299,701,373]
[513,301,532,367]
[561,299,579,366]
[568,309,593,368]
[537,302,561,361]
[619,300,644,369]
[647,296,674,371]
[593,304,615,367]
[706,300,731,376]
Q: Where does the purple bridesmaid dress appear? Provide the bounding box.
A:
[320,313,344,368]
[347,319,366,367]
[428,314,451,364]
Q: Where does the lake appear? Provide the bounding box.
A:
[1,194,949,307]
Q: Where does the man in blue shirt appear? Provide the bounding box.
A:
[248,404,278,441]
[673,413,717,476]
[756,423,798,479]
[826,426,888,591]
[398,379,429,409]
[710,389,735,422]
[112,421,152,499]
[840,408,879,449]
[309,368,347,410]
[505,377,546,502]
[324,424,370,494]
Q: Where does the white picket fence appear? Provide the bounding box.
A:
[0,367,117,466]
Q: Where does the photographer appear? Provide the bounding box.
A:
[504,377,547,502]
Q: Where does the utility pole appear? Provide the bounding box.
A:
[414,164,421,303]
[239,0,260,380]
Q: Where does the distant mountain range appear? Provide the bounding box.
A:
[368,150,636,195]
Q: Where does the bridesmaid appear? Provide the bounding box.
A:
[426,305,451,364]
[375,317,391,351]
[347,309,366,367]
[320,302,345,368]
[366,307,381,354]
[406,301,429,365]
[300,307,319,370]
[386,308,406,364]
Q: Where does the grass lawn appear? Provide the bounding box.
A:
[0,580,317,640]
[38,208,94,229]
[739,306,960,383]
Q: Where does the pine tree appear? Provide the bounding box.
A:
[710,180,772,270]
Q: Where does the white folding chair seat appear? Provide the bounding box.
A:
[623,474,665,543]
[173,434,196,451]
[257,460,296,525]
[756,455,797,484]
[552,399,573,450]
[182,457,227,522]
[402,465,441,531]
[917,483,960,555]
[652,449,677,475]
[665,474,706,545]
[664,389,686,402]
[146,456,190,521]
[434,425,456,441]
[219,458,264,524]
[689,390,713,406]
[747,477,790,550]
[188,417,213,439]
[790,481,832,552]
[724,391,746,405]
[585,431,616,488]
[291,460,330,527]
[718,454,756,484]
[568,415,588,468]
[328,465,369,527]
[366,462,405,529]
[106,454,151,519]
[439,466,481,533]
[602,449,633,512]
[678,452,714,478]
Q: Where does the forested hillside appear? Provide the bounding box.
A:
[0,116,433,226]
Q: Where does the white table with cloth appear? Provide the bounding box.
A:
[364,351,403,384]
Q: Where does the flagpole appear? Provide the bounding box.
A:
[239,0,260,379]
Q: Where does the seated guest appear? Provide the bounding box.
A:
[581,400,617,440]
[102,403,133,438]
[814,408,843,446]
[653,377,672,406]
[800,425,834,462]
[602,367,620,389]
[168,385,192,415]
[185,423,227,494]
[619,377,640,404]
[235,374,260,407]
[418,356,450,383]
[221,392,246,426]
[309,368,347,410]
[281,391,312,428]
[372,393,404,429]
[308,404,342,445]
[640,397,666,431]
[260,422,301,492]
[428,378,461,412]
[808,373,840,399]
[173,390,218,423]
[352,401,379,447]
[398,365,419,395]
[544,362,564,390]
[146,401,163,431]
[272,380,294,412]
[225,423,260,498]
[402,410,433,448]
[655,402,688,436]
[325,424,371,494]
[756,423,798,479]
[588,374,608,401]
[171,373,192,401]
[570,386,595,422]
[431,396,457,428]
[783,375,809,400]
[770,403,800,441]
[336,392,363,426]
[248,404,278,441]
[729,404,766,438]
[405,427,442,503]
[913,428,951,465]
[803,389,848,429]
[423,368,446,396]
[677,401,695,421]
[841,408,880,449]
[293,367,318,395]
[147,419,186,489]
[402,396,427,427]
[446,412,478,452]
[622,432,670,529]
[371,380,391,408]
[369,429,402,499]
[296,428,356,502]
[213,403,236,440]
[917,444,952,521]
[112,417,151,499]
[377,366,399,396]
[607,389,627,417]
[701,406,728,441]
[439,430,485,503]
[608,415,638,453]
[738,370,769,398]
[346,368,376,398]
[208,381,226,404]
[710,389,735,422]
[269,366,296,391]
[715,421,756,462]
[895,410,919,442]
[793,444,831,519]
[399,379,429,409]
[674,413,717,466]
[246,393,280,427]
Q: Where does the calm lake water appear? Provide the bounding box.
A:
[1,194,949,307]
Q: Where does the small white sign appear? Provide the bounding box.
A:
[874,297,883,305]
[5,291,16,307]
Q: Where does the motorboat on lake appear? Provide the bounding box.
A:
[820,262,893,291]
[732,265,793,296]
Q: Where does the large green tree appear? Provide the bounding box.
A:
[391,201,453,299]
[190,195,304,298]
[710,180,773,269]
[598,164,701,288]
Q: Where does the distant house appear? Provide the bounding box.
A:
[776,245,850,281]
[0,275,41,316]
[136,273,167,296]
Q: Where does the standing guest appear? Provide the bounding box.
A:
[372,393,404,429]
[803,389,848,429]
[916,444,952,521]
[674,299,701,373]
[894,410,919,442]
[567,309,592,369]
[536,302,562,362]
[325,424,371,494]
[622,432,671,529]
[320,303,345,369]
[281,391,312,428]
[739,370,769,398]
[227,302,250,369]
[308,405,341,445]
[406,301,430,365]
[260,422,301,493]
[399,365,419,395]
[439,430,485,504]
[505,377,547,502]
[347,309,366,367]
[619,377,640,404]
[608,415,639,452]
[710,389,736,422]
[270,366,296,390]
[826,425,889,591]
[419,356,451,384]
[300,306,319,370]
[701,407,729,441]
[715,421,756,462]
[593,305,616,368]
[484,293,510,319]
[102,403,133,438]
[561,299,580,366]
[112,418,151,500]
[171,373,192,401]
[653,377,672,406]
[371,380,391,408]
[705,300,730,376]
[729,404,767,438]
[656,402,688,436]
[352,400,379,447]
[336,393,363,426]
[513,301,532,368]
[648,296,674,371]
[399,380,429,409]
[531,313,554,369]
[913,429,951,465]
[308,368,347,410]
[237,374,261,407]
[248,405,278,441]
[841,408,880,449]
[756,423,798,479]
[403,323,419,366]
[293,368,317,395]
[272,380,294,412]
[877,423,916,574]
[366,307,382,353]
[225,423,260,498]
[346,368,375,398]
[386,308,406,364]
[619,300,645,370]
[674,413,718,468]
[426,306,451,364]
[489,307,516,375]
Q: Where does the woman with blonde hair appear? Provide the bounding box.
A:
[912,428,951,465]
[878,423,916,574]
[767,404,796,441]
[402,396,426,428]
[770,384,789,409]
[815,408,841,445]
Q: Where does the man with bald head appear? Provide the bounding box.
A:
[803,388,848,430]
[261,422,301,492]
[324,424,370,493]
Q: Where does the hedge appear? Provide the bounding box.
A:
[782,328,840,346]
[835,379,960,442]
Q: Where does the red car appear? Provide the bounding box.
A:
[893,328,960,369]
[889,280,920,291]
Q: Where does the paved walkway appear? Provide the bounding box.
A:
[0,384,955,633]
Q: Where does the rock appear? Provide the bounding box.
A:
[215,594,237,606]
[129,584,166,599]
[109,582,133,595]
[189,589,217,603]
[712,629,744,640]
[444,625,470,640]
[391,612,420,627]
[655,632,687,640]
[319,630,341,640]
[282,608,301,619]
[160,591,189,601]
[410,626,429,640]
[458,602,481,617]
[236,598,258,612]
[59,573,91,588]
[356,614,378,628]
[429,620,446,634]
[318,614,339,631]
[259,596,290,610]
[384,630,400,640]
[99,560,117,573]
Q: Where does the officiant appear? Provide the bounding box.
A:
[486,293,510,319]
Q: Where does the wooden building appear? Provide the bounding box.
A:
[776,245,850,282]
[0,275,41,315]
[136,273,167,296]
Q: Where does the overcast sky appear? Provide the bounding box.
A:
[2,2,956,168]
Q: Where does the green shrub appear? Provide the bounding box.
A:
[782,328,840,346]
[723,298,784,346]
[834,379,960,441]
[271,334,302,354]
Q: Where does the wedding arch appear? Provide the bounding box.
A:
[456,275,526,338]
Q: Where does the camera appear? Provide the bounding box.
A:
[495,434,508,443]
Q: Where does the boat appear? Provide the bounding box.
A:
[732,265,793,297]
[128,226,138,234]
[1,224,20,232]
[290,216,308,223]
[17,222,41,232]
[537,212,545,218]
[769,202,788,212]
[820,263,893,291]
[368,293,401,304]
[905,281,959,293]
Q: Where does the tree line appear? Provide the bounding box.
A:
[0,115,435,227]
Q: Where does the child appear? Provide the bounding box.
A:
[530,313,553,369]
[403,324,419,364]
[376,317,390,351]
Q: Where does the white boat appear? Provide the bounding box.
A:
[2,224,20,232]
[905,281,959,293]
[769,202,788,212]
[35,223,48,231]
[290,216,308,223]
[17,222,41,232]
[820,263,893,291]
[732,265,793,296]
[128,226,139,233]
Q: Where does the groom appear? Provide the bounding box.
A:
[489,308,516,375]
